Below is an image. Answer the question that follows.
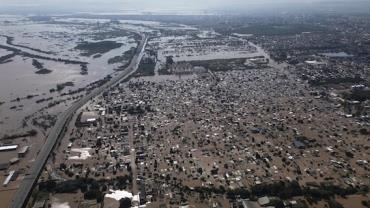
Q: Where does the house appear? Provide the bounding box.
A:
[9,157,20,165]
[293,139,306,149]
[258,196,281,207]
[239,199,259,208]
[0,162,9,170]
[0,145,18,152]
[170,62,193,75]
[3,170,15,186]
[132,194,140,207]
[76,111,98,127]
[32,200,47,208]
[79,200,99,208]
[258,196,271,206]
[18,146,29,157]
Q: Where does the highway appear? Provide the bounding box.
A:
[9,34,148,208]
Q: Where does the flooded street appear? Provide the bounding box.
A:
[0,9,368,208]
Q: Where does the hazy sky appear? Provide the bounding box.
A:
[1,0,369,14]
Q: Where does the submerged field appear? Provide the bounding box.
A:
[0,16,142,134]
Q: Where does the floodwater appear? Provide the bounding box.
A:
[0,48,11,56]
[320,52,354,58]
[151,35,268,63]
[0,16,277,137]
[0,22,137,100]
[0,56,81,99]
[0,17,140,135]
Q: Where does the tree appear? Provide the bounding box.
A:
[197,167,203,175]
[96,192,104,203]
[361,201,370,208]
[166,56,174,66]
[84,190,98,200]
[327,199,344,208]
[59,163,67,170]
[154,160,158,169]
[119,197,132,208]
[39,180,56,192]
[96,138,102,148]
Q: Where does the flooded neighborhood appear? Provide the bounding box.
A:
[0,2,369,208]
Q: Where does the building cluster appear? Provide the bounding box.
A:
[53,106,133,180]
[0,144,29,187]
[51,63,369,207]
[34,14,370,208]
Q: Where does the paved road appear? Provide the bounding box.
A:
[9,34,148,208]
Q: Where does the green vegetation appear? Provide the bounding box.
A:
[189,58,248,72]
[158,56,174,75]
[135,57,156,76]
[232,24,328,36]
[38,175,133,204]
[342,89,370,102]
[251,180,301,199]
[1,129,37,140]
[38,177,132,193]
[158,67,170,75]
[31,114,57,131]
[362,200,370,208]
[75,41,123,56]
[35,68,52,74]
[184,180,368,204]
[2,35,54,54]
[108,47,136,65]
[108,55,126,64]
[87,29,134,41]
[0,43,87,65]
[84,189,104,203]
[119,198,132,208]
[327,199,344,208]
[309,76,364,86]
[80,64,88,75]
[32,59,43,69]
[55,82,74,92]
[32,59,52,74]
[0,53,16,64]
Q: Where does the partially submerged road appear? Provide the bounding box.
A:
[10,34,148,208]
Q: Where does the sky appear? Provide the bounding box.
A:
[0,0,369,14]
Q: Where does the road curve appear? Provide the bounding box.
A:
[9,34,148,208]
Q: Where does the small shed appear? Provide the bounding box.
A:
[18,146,29,157]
